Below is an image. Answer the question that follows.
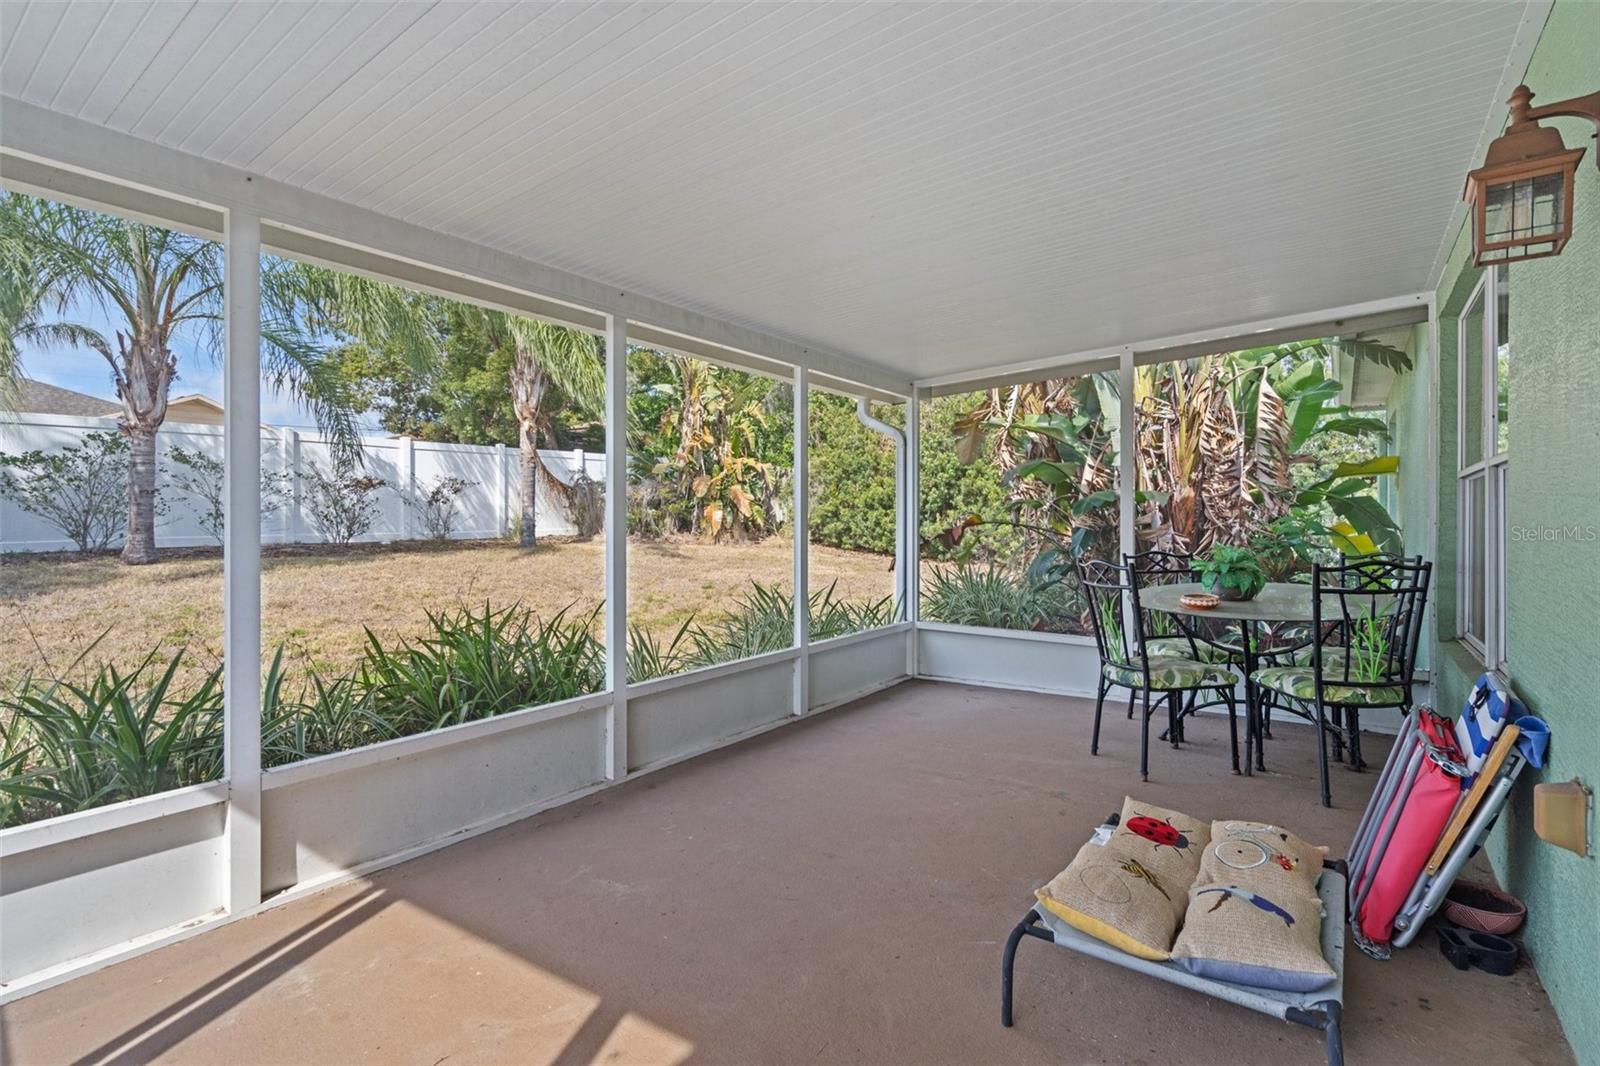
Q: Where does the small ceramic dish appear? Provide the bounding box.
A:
[1180,592,1221,610]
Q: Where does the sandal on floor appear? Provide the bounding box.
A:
[1438,924,1518,976]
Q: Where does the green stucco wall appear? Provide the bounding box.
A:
[1390,3,1600,1060]
[1386,321,1436,672]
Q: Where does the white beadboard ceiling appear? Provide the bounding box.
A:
[0,0,1540,382]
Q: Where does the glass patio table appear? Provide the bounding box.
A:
[1139,581,1317,775]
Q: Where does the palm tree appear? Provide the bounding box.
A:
[0,227,102,412]
[486,314,602,547]
[0,191,431,564]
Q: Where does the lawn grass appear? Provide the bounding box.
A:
[1,536,897,693]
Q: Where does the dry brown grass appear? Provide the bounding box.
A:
[0,536,895,690]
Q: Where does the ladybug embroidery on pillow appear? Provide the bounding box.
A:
[1123,813,1193,854]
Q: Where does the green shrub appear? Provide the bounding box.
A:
[261,649,396,767]
[349,603,605,734]
[0,648,224,826]
[683,582,795,669]
[795,393,1031,563]
[921,563,1080,632]
[625,580,898,681]
[0,429,131,552]
[809,580,898,639]
[808,395,898,554]
[917,396,1025,564]
[627,619,694,683]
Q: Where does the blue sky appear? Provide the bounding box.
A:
[19,297,375,432]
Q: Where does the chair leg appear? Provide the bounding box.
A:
[1243,685,1255,777]
[1140,689,1151,782]
[1091,677,1108,756]
[1223,686,1240,774]
[1261,691,1274,740]
[1125,689,1136,720]
[1168,691,1180,749]
[1329,706,1346,764]
[1314,698,1333,808]
[1346,707,1366,771]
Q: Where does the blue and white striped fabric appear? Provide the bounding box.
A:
[1454,673,1524,776]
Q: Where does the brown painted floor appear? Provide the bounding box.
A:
[0,681,1575,1066]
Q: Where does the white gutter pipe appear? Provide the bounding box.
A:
[856,398,908,615]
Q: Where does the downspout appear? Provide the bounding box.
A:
[856,398,908,617]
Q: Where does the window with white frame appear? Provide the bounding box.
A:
[1457,265,1510,668]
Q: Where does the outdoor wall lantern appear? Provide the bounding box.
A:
[1465,84,1600,266]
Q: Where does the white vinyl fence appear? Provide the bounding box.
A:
[0,413,604,553]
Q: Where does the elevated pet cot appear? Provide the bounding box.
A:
[1000,824,1348,1066]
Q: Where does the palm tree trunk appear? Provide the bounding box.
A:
[122,424,160,564]
[510,346,552,550]
[518,420,539,548]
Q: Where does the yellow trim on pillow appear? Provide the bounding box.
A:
[1034,891,1172,961]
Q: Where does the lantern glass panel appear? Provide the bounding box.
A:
[1485,172,1566,244]
[1530,171,1563,234]
[1484,181,1513,243]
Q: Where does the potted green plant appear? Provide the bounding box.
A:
[1195,543,1269,601]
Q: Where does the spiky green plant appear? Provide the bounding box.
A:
[1346,609,1394,683]
[921,563,1074,631]
[353,603,605,733]
[1096,594,1128,663]
[627,619,694,683]
[683,582,795,670]
[260,649,397,768]
[0,649,223,826]
[808,580,897,639]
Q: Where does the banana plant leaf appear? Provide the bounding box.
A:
[1315,415,1390,440]
[1332,455,1400,477]
[1325,494,1403,554]
[1071,488,1118,515]
[1340,338,1414,373]
[1005,458,1078,487]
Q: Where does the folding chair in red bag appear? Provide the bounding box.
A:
[1345,709,1466,958]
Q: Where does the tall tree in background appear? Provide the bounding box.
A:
[635,353,790,541]
[493,315,602,547]
[0,192,431,564]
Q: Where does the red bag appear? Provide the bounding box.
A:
[1356,711,1466,942]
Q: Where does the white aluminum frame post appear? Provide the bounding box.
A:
[1118,348,1137,560]
[604,314,630,779]
[905,388,923,676]
[793,366,811,716]
[222,209,263,914]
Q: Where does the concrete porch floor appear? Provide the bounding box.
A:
[0,680,1574,1065]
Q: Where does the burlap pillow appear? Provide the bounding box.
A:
[1199,820,1325,893]
[1034,798,1209,960]
[1168,879,1334,991]
[1169,820,1333,990]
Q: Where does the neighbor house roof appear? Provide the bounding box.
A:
[11,378,120,418]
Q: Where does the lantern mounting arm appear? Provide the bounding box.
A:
[1516,87,1600,170]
